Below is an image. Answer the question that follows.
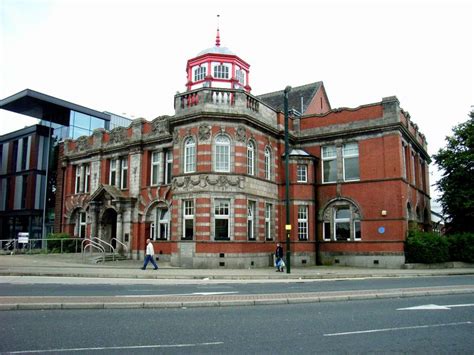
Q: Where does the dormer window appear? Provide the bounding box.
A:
[194,67,206,82]
[214,64,229,79]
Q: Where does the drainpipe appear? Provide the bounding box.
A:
[313,159,320,265]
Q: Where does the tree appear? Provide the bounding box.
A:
[433,113,474,233]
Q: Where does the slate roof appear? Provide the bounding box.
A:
[257,82,323,114]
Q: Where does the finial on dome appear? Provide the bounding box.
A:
[215,14,221,47]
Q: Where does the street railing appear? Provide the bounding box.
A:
[1,238,83,254]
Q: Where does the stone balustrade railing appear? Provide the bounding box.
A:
[174,88,276,126]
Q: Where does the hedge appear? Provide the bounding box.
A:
[405,231,474,263]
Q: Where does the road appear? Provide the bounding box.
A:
[0,275,473,297]
[0,294,473,354]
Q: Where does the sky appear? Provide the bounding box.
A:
[1,0,473,210]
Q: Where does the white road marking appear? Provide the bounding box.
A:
[324,321,472,337]
[117,291,238,298]
[397,303,474,310]
[192,291,238,295]
[6,341,224,354]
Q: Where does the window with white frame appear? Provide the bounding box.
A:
[215,135,230,172]
[120,157,128,189]
[164,150,173,184]
[184,137,196,173]
[78,212,86,238]
[265,203,272,240]
[84,164,90,193]
[322,145,337,183]
[247,141,255,176]
[323,143,360,183]
[264,147,271,180]
[109,160,117,186]
[322,201,362,241]
[297,164,308,183]
[151,151,159,186]
[334,206,350,241]
[236,69,245,85]
[214,199,230,240]
[151,208,169,240]
[298,206,308,240]
[214,64,229,79]
[343,143,359,181]
[247,201,256,240]
[183,200,194,240]
[75,166,81,193]
[194,66,206,82]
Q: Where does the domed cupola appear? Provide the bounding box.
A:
[185,26,251,92]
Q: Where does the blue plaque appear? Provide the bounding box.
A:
[378,226,385,234]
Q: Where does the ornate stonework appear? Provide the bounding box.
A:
[198,124,211,141]
[151,116,170,135]
[236,126,246,142]
[173,174,244,191]
[109,127,127,145]
[76,136,89,152]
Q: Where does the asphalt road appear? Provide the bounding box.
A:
[0,275,472,297]
[0,294,473,354]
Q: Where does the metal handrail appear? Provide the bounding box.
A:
[81,239,105,263]
[91,237,116,261]
[111,238,128,256]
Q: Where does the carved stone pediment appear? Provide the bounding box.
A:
[109,127,127,145]
[151,115,170,136]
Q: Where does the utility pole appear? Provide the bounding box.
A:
[284,86,291,273]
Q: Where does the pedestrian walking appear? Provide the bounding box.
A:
[275,242,284,272]
[141,238,158,270]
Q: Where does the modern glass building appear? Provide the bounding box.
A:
[0,89,132,241]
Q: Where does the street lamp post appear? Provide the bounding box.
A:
[284,85,291,274]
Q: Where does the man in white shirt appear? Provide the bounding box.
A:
[141,238,158,270]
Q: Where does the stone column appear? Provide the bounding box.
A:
[89,202,100,239]
[116,212,123,253]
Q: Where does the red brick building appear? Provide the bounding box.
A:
[56,33,431,268]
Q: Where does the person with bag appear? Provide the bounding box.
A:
[275,242,284,272]
[141,238,159,270]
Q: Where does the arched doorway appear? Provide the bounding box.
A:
[101,208,117,249]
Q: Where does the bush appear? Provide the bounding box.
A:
[46,233,77,253]
[405,230,449,263]
[447,233,474,263]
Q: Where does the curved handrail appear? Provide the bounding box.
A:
[81,239,105,263]
[91,237,116,261]
[111,238,128,256]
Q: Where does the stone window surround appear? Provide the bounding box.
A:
[321,198,362,242]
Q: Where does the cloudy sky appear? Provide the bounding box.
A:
[1,0,473,208]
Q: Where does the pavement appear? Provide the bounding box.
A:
[0,253,473,311]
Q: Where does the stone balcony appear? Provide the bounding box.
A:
[174,88,277,127]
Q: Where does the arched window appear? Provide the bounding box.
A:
[215,135,230,172]
[264,147,271,180]
[184,137,196,173]
[407,203,412,220]
[247,141,255,175]
[322,200,361,241]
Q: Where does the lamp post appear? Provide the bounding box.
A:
[284,85,291,273]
